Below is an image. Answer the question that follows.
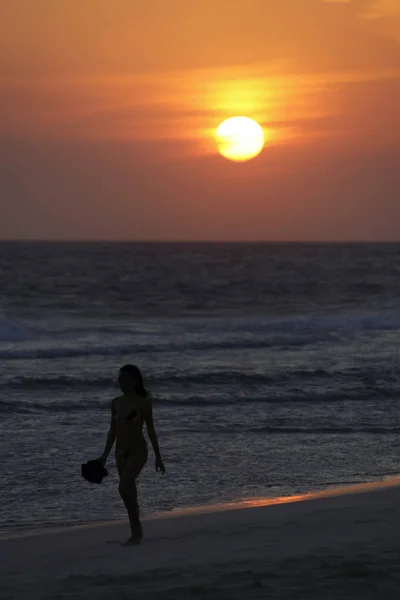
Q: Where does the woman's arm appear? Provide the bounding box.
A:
[144,398,165,474]
[98,399,116,466]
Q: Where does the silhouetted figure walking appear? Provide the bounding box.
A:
[98,365,165,545]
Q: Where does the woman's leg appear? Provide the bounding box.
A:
[117,446,148,541]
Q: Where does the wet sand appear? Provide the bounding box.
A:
[2,479,400,599]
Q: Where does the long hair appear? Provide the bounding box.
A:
[120,364,148,398]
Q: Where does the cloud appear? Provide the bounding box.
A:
[1,0,400,78]
[0,1,399,153]
[1,64,399,152]
[322,0,400,19]
[364,0,400,18]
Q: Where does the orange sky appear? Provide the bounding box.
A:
[1,0,399,240]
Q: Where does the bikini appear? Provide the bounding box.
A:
[114,398,147,461]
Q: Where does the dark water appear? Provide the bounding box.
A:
[1,242,400,537]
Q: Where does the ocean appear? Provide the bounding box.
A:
[1,241,400,538]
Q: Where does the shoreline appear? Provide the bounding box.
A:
[3,474,400,541]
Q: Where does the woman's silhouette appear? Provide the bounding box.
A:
[98,364,165,545]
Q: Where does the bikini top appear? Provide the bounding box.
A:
[112,394,148,424]
[113,395,149,455]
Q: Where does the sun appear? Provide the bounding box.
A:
[216,117,265,162]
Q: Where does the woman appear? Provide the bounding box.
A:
[98,364,165,545]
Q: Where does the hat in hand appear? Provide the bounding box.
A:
[81,459,108,484]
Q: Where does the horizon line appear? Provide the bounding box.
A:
[0,239,400,245]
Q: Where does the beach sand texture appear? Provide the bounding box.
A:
[2,481,400,600]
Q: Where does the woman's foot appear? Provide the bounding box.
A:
[121,536,141,546]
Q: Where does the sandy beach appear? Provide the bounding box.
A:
[2,480,400,600]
